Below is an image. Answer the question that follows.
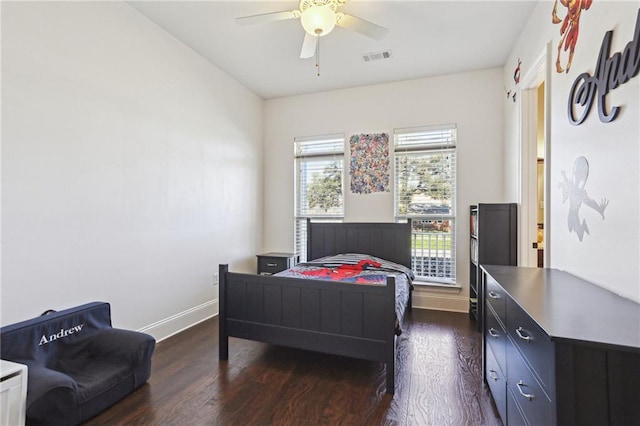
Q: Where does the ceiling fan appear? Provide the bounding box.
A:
[236,0,389,59]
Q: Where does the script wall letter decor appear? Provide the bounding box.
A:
[567,8,640,125]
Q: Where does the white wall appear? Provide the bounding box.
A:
[504,1,640,302]
[1,1,263,338]
[264,68,507,311]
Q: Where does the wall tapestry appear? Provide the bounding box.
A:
[552,0,594,74]
[349,133,390,194]
[558,156,609,241]
[567,8,640,125]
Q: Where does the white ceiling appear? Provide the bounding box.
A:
[128,1,538,99]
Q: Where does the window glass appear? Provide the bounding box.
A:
[294,134,345,261]
[394,125,457,284]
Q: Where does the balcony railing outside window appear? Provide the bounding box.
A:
[411,229,455,281]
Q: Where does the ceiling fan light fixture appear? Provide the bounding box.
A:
[301,5,336,36]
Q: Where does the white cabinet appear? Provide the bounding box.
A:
[1,360,27,426]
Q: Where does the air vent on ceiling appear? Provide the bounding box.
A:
[362,50,392,63]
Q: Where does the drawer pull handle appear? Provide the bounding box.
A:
[488,328,500,338]
[516,380,535,401]
[488,291,500,299]
[489,369,499,381]
[266,263,278,267]
[516,327,531,342]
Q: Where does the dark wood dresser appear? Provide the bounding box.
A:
[481,265,640,425]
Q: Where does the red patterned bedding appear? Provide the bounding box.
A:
[275,254,414,334]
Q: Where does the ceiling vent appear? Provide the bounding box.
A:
[362,50,392,62]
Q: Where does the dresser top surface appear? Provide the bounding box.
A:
[481,265,640,351]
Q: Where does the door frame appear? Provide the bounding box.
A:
[518,44,551,267]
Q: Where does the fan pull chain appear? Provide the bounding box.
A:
[315,34,320,77]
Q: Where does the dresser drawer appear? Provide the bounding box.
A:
[507,340,555,426]
[485,343,507,423]
[506,297,555,394]
[485,306,506,372]
[485,275,506,323]
[507,387,528,426]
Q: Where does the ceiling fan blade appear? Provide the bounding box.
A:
[336,13,388,40]
[300,32,317,59]
[236,10,301,26]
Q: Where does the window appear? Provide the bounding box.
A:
[294,134,345,261]
[394,124,457,284]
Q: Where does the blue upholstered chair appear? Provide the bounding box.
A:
[0,302,155,425]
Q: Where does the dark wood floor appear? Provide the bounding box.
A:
[84,309,501,426]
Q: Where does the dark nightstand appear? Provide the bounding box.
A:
[256,252,299,275]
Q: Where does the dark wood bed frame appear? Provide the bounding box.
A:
[218,220,412,394]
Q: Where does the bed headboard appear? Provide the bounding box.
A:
[306,220,412,269]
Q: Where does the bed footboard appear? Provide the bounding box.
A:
[218,264,397,394]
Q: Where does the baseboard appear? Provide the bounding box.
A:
[411,291,467,313]
[138,299,218,342]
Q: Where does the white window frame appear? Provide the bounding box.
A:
[394,124,457,285]
[294,134,345,261]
